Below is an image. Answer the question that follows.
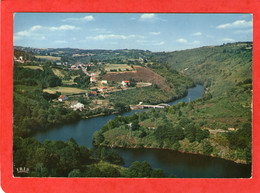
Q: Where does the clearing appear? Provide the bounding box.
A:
[62,75,80,85]
[52,68,65,78]
[21,66,43,70]
[43,86,87,95]
[102,66,171,91]
[35,55,61,61]
[104,64,133,72]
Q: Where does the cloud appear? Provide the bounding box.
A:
[90,28,112,33]
[154,41,165,46]
[177,38,188,43]
[62,15,94,22]
[86,34,144,40]
[192,32,202,36]
[16,25,43,37]
[217,20,252,29]
[30,25,43,31]
[139,14,164,22]
[149,32,161,35]
[191,40,200,44]
[49,25,79,31]
[14,24,78,42]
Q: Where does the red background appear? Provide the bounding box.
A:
[1,0,260,192]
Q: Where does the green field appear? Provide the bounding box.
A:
[52,68,65,78]
[22,66,43,70]
[43,86,87,95]
[35,55,61,61]
[104,64,133,72]
[62,75,80,85]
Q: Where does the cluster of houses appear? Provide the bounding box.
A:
[14,56,24,63]
[58,95,84,111]
[71,62,95,70]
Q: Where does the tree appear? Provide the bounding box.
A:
[202,140,213,155]
[68,169,82,177]
[106,149,125,165]
[150,169,166,178]
[128,161,152,177]
[131,120,139,131]
[93,131,104,145]
[101,166,121,177]
[129,78,136,87]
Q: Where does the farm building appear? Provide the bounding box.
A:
[121,80,130,86]
[99,87,107,93]
[91,91,98,96]
[70,101,84,110]
[58,95,68,102]
[90,77,97,83]
[101,80,108,84]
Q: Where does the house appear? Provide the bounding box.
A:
[58,95,68,102]
[14,56,24,63]
[91,91,97,96]
[121,80,130,86]
[70,101,84,110]
[101,80,108,84]
[99,87,107,93]
[90,77,97,83]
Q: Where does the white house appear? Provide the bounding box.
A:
[101,80,108,84]
[99,87,107,93]
[121,80,130,86]
[70,101,84,110]
[58,95,68,102]
[90,77,97,83]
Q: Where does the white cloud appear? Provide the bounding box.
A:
[217,20,253,29]
[86,34,144,40]
[30,25,43,31]
[149,32,161,35]
[192,32,202,36]
[49,25,79,31]
[90,28,112,33]
[177,38,188,43]
[139,14,164,22]
[191,40,200,44]
[13,36,23,40]
[16,30,31,37]
[62,15,94,22]
[154,41,165,46]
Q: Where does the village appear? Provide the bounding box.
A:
[15,54,156,114]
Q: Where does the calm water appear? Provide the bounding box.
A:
[34,85,251,178]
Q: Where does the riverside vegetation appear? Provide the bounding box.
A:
[13,42,252,177]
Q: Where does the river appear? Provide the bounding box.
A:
[34,85,251,178]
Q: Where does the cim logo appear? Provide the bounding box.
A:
[16,167,29,174]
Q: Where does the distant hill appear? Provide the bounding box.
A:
[153,42,252,96]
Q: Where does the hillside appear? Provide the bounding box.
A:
[103,66,171,91]
[94,42,253,164]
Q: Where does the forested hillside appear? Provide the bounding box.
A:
[94,42,253,164]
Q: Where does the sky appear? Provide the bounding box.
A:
[13,13,253,52]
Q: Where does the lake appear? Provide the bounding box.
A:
[34,85,251,178]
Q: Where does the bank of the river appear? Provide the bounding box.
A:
[98,142,248,165]
[34,84,251,178]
